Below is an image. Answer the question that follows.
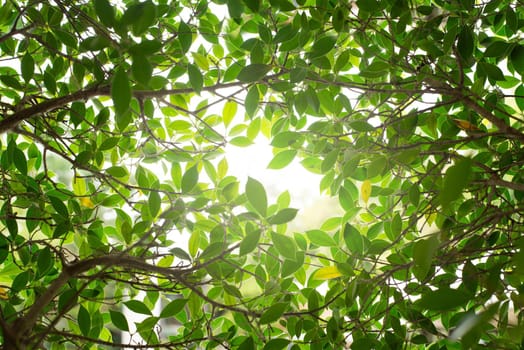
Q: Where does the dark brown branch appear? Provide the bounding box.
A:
[0,78,266,134]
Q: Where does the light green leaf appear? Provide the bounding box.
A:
[148,191,161,218]
[267,150,297,169]
[181,165,199,193]
[270,232,296,260]
[246,177,267,216]
[245,86,259,117]
[239,229,261,255]
[306,229,336,247]
[344,224,364,255]
[268,208,299,225]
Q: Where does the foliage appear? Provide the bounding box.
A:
[0,0,524,349]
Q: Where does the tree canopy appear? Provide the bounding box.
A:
[1,0,524,349]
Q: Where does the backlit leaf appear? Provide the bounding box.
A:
[314,266,342,280]
[361,180,371,204]
[246,177,267,216]
[112,68,132,115]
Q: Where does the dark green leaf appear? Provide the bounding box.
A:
[36,247,53,278]
[418,288,470,311]
[237,64,271,83]
[111,68,132,115]
[94,0,115,26]
[132,54,153,85]
[245,86,259,117]
[511,45,524,75]
[457,26,474,60]
[110,310,129,331]
[21,54,34,82]
[160,298,187,318]
[77,305,91,336]
[260,302,288,324]
[125,300,153,315]
[187,64,203,94]
[309,35,336,59]
[48,195,69,217]
[263,339,290,350]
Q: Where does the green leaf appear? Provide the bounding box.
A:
[438,158,472,210]
[187,64,203,94]
[267,150,297,169]
[457,26,474,60]
[111,68,132,116]
[270,232,296,260]
[178,21,192,54]
[239,229,261,255]
[242,0,260,12]
[105,166,128,178]
[77,305,91,336]
[148,191,161,217]
[237,64,271,83]
[516,85,524,111]
[132,54,153,85]
[268,208,299,225]
[99,137,119,151]
[222,100,237,127]
[188,230,200,257]
[110,310,129,331]
[21,54,34,82]
[263,339,290,350]
[418,288,470,311]
[260,302,288,324]
[245,86,259,117]
[230,136,254,147]
[48,195,69,218]
[36,247,53,278]
[124,300,153,315]
[13,148,27,175]
[309,35,336,59]
[181,165,199,193]
[510,45,524,75]
[412,236,439,281]
[306,229,336,247]
[356,0,380,12]
[246,177,267,216]
[344,224,364,255]
[94,0,115,26]
[160,298,187,318]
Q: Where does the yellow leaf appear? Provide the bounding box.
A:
[0,286,8,300]
[361,180,371,204]
[453,119,479,131]
[314,266,342,280]
[80,197,95,208]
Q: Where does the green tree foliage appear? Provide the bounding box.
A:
[0,0,524,349]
